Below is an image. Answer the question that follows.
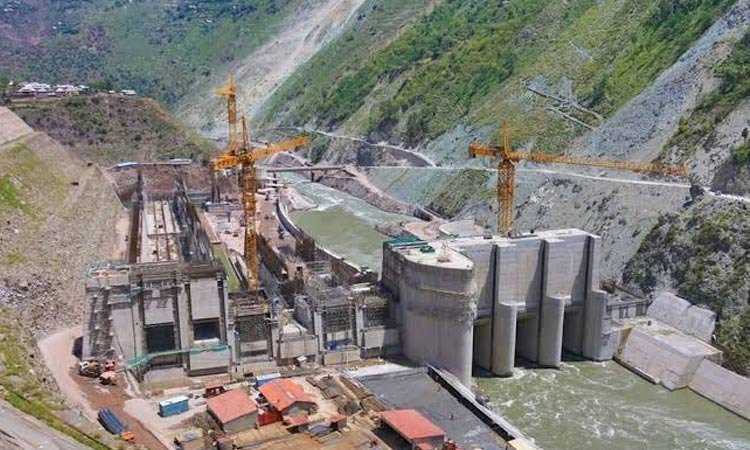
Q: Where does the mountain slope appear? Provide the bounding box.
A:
[0,0,306,105]
[262,0,735,152]
[176,0,368,136]
[10,96,216,164]
[0,107,122,446]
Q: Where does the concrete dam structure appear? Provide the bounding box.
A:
[382,229,615,385]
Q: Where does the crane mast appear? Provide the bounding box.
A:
[212,75,309,296]
[470,122,688,235]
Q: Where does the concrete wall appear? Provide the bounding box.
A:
[494,239,544,313]
[111,297,140,361]
[278,336,318,360]
[689,359,750,420]
[617,328,721,390]
[647,292,716,342]
[322,348,361,365]
[190,278,221,320]
[188,348,230,374]
[362,327,399,350]
[144,290,175,325]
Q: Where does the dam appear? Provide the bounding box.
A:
[287,182,750,450]
[382,229,613,386]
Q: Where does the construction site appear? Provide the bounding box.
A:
[31,71,741,450]
[2,58,749,449]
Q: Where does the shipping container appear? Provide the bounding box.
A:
[159,395,190,417]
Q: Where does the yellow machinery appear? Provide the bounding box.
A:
[213,75,309,294]
[469,122,688,235]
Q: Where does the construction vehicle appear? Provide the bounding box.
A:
[469,122,688,235]
[211,74,309,294]
[79,358,118,383]
[99,371,118,385]
[79,360,103,378]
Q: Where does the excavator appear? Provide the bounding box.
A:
[470,122,688,235]
[211,74,309,295]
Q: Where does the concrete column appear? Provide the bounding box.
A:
[354,306,365,347]
[269,320,279,360]
[313,311,324,352]
[538,295,565,368]
[582,290,609,360]
[491,303,517,377]
[177,284,191,370]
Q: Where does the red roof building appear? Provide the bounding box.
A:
[258,379,317,415]
[380,409,446,450]
[206,389,258,434]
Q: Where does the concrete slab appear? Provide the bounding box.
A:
[0,107,33,145]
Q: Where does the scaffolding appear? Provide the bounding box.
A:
[125,343,229,369]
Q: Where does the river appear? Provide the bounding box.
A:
[476,361,750,450]
[283,177,750,450]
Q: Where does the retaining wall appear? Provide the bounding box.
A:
[647,292,716,342]
[689,359,750,420]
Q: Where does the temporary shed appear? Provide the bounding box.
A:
[380,409,445,450]
[206,389,258,433]
[258,379,317,415]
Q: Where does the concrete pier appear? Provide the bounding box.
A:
[397,246,477,386]
[491,303,517,376]
[538,295,566,367]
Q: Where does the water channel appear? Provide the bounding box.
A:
[283,176,413,271]
[284,179,750,450]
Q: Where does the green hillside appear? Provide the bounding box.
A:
[0,0,302,106]
[263,0,733,151]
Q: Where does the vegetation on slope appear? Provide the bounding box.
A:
[660,30,750,163]
[0,0,301,106]
[0,312,110,450]
[10,96,215,164]
[264,0,733,151]
[623,200,750,373]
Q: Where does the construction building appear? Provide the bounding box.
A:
[207,389,259,433]
[82,177,232,378]
[82,169,401,380]
[382,229,615,386]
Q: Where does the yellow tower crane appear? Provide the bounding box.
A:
[212,75,309,294]
[469,122,688,235]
